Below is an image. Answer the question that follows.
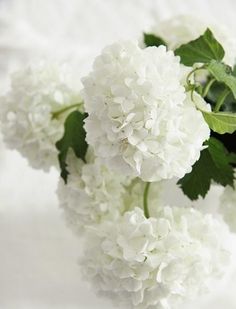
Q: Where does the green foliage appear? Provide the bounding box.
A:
[178,137,235,200]
[143,33,167,47]
[148,28,236,202]
[175,28,225,66]
[207,61,236,99]
[177,29,236,136]
[56,111,88,183]
[206,81,236,111]
[202,110,236,134]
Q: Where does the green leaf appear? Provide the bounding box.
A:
[177,150,213,200]
[175,28,225,66]
[202,110,236,134]
[178,137,235,200]
[206,81,232,104]
[207,60,236,99]
[211,131,236,154]
[207,137,230,168]
[205,80,236,113]
[56,111,88,183]
[228,152,236,164]
[233,64,236,76]
[224,101,236,112]
[143,33,167,47]
[207,137,235,185]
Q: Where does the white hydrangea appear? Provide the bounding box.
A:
[57,150,131,234]
[81,207,229,309]
[57,149,165,234]
[219,177,236,233]
[0,62,82,171]
[82,41,210,181]
[151,14,236,66]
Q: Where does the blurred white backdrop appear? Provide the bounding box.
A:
[0,0,236,308]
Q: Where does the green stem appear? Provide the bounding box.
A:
[143,182,151,219]
[51,102,83,119]
[186,65,206,87]
[202,78,215,98]
[214,89,230,112]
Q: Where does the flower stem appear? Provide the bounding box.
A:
[202,78,215,98]
[51,102,83,119]
[143,182,151,219]
[214,89,230,112]
[186,65,206,87]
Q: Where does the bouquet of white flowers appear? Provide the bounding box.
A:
[1,15,236,309]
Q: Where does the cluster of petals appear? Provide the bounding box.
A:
[82,41,210,181]
[57,149,165,234]
[0,15,234,309]
[57,150,131,233]
[0,62,82,171]
[81,206,229,309]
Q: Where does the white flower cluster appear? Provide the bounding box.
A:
[82,41,210,181]
[81,207,229,309]
[0,62,82,171]
[0,14,235,309]
[57,149,131,234]
[219,177,236,233]
[151,14,236,66]
[57,149,164,234]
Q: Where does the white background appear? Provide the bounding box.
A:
[0,1,236,308]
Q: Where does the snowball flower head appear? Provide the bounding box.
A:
[151,14,236,66]
[57,149,164,234]
[57,149,131,234]
[0,62,82,171]
[81,207,229,309]
[219,176,236,233]
[82,41,210,181]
